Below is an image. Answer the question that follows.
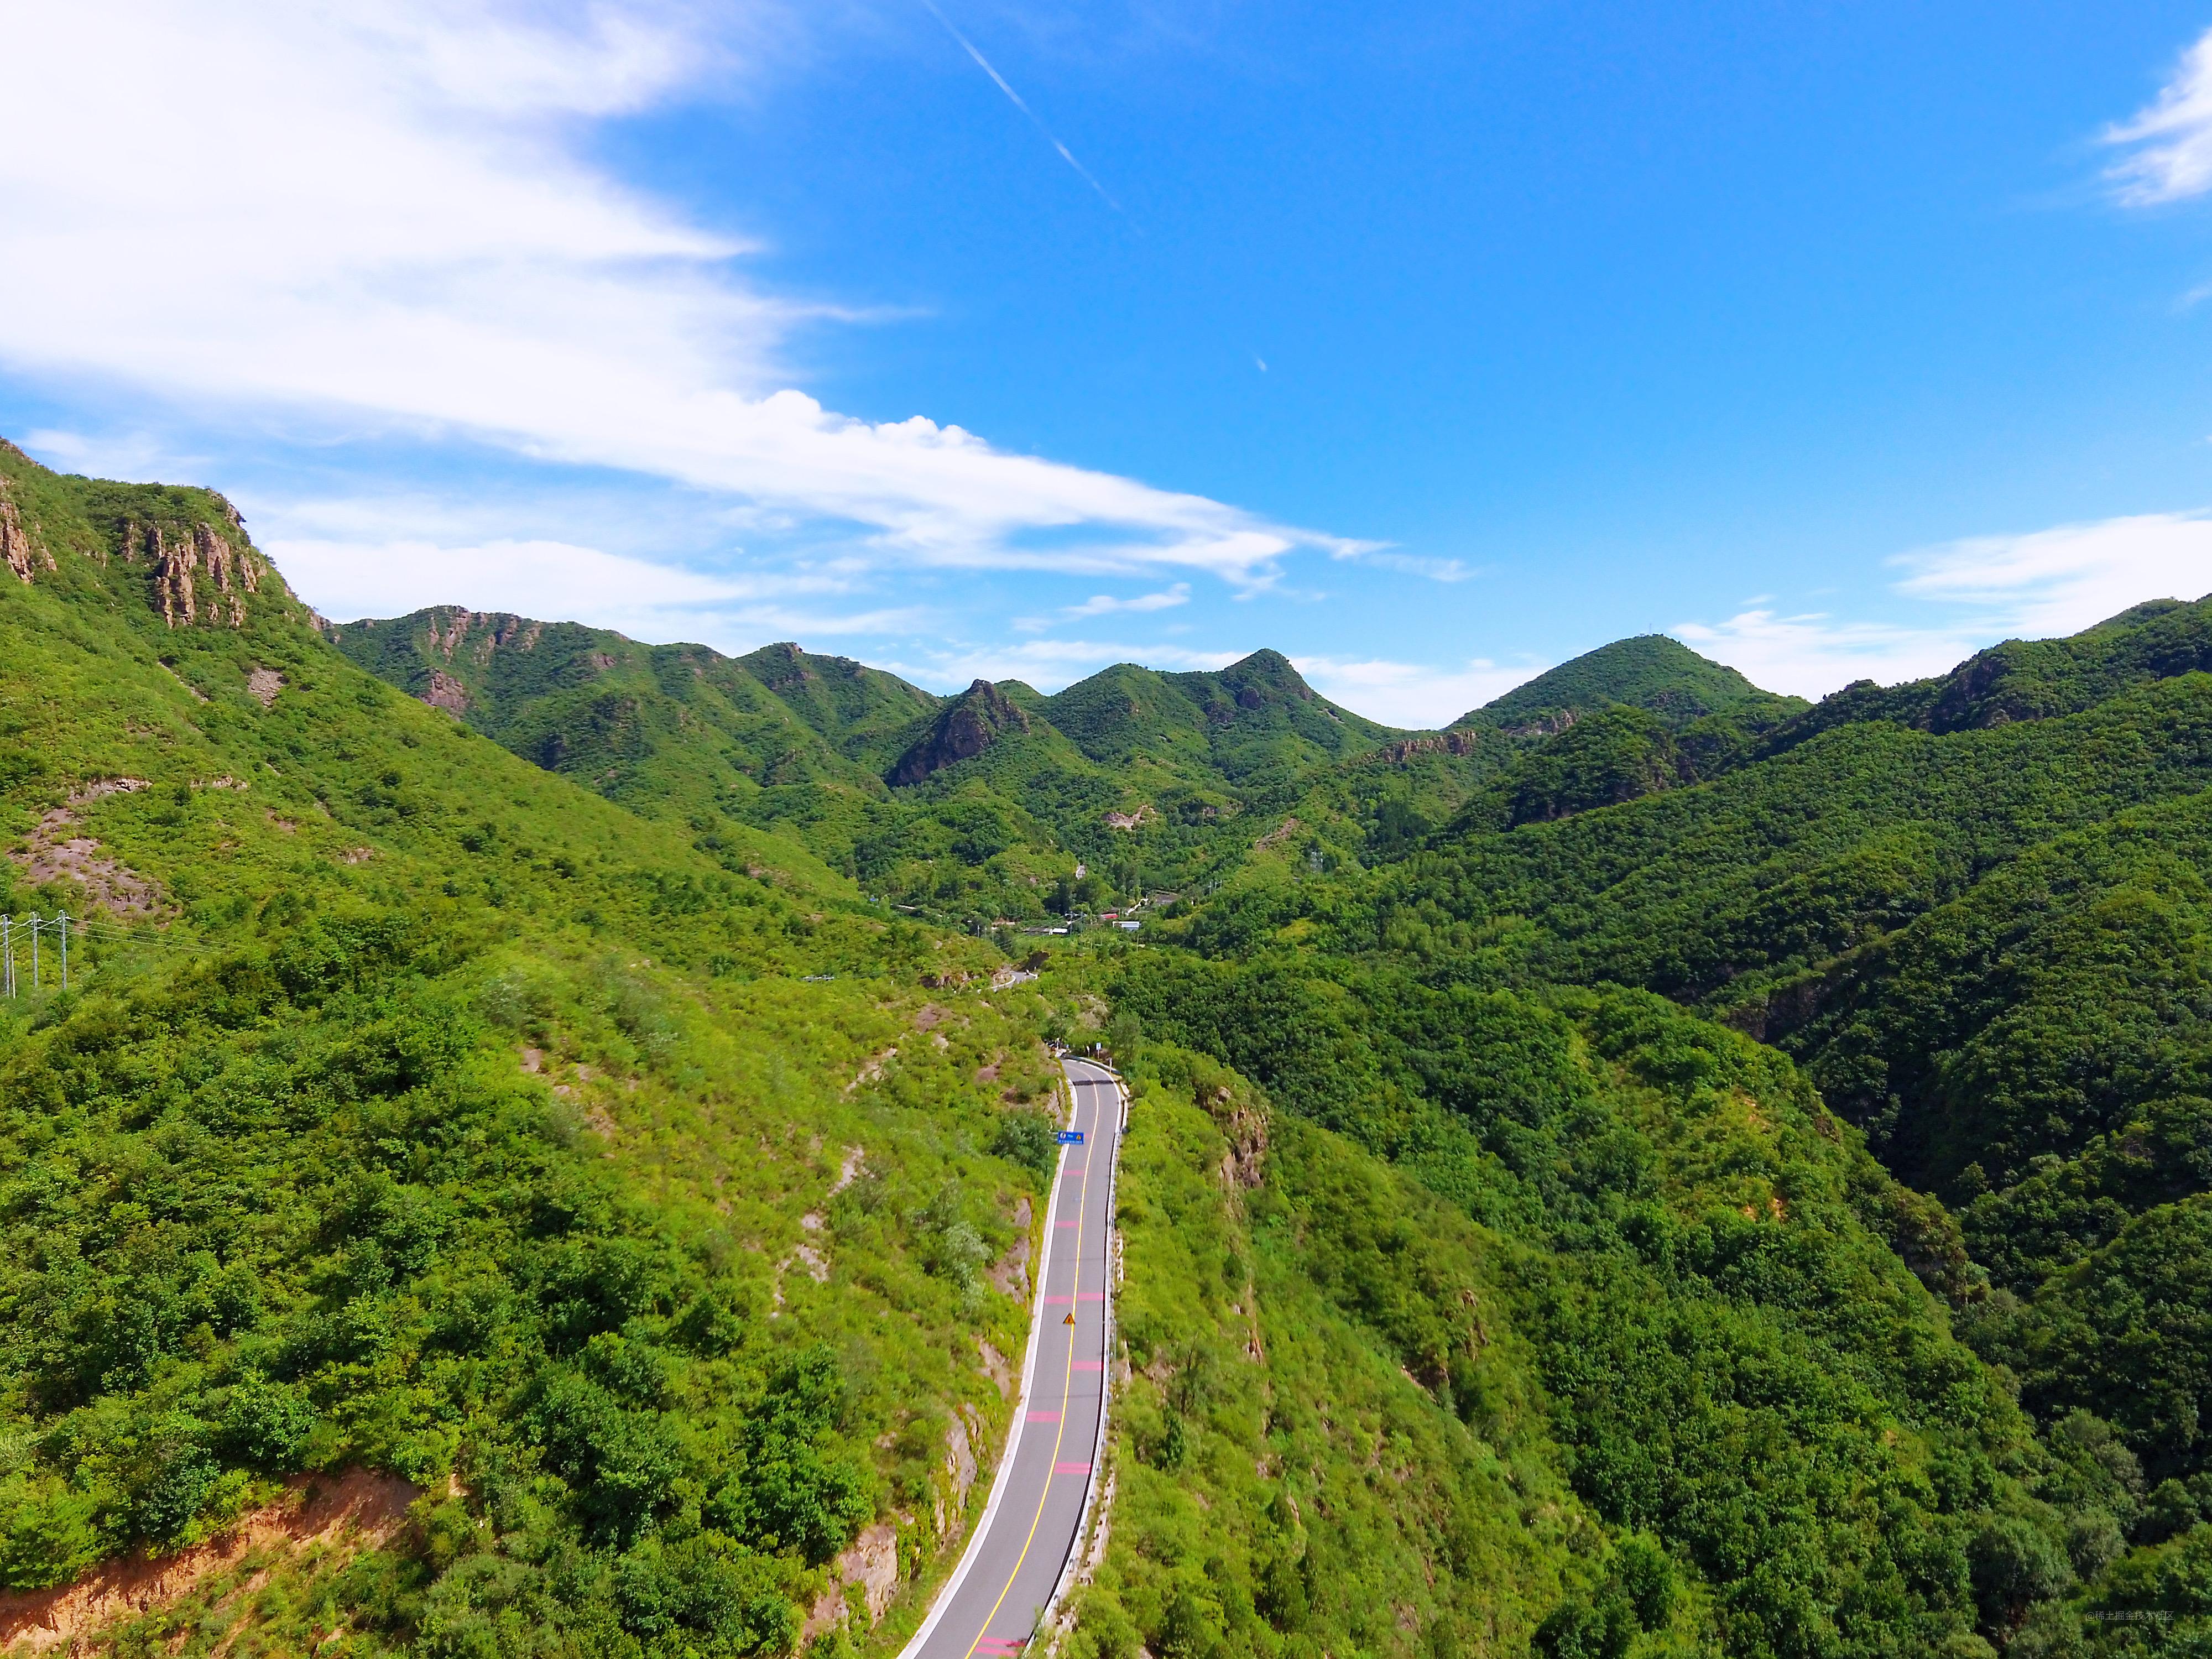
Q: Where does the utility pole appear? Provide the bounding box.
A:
[2,916,11,998]
[59,913,67,990]
[29,914,38,992]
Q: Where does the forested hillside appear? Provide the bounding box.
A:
[9,436,2212,1657]
[329,612,1404,929]
[0,444,1079,1655]
[1131,596,2212,1656]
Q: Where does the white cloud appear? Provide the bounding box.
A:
[1327,547,1471,582]
[272,535,922,648]
[1892,511,2212,634]
[2105,28,2212,205]
[893,637,1244,691]
[1673,509,2212,701]
[1670,611,1984,701]
[1293,655,1546,729]
[1061,583,1191,619]
[0,0,1354,592]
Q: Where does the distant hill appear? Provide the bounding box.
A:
[332,609,1412,921]
[1758,592,2212,752]
[1455,633,1808,734]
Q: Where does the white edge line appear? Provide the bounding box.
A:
[894,1060,1079,1659]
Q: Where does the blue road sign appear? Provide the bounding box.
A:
[1057,1130,1085,1145]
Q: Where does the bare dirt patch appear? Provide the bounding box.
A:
[0,1468,418,1654]
[9,780,162,916]
[245,666,283,708]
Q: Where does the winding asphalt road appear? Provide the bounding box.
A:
[900,1055,1124,1659]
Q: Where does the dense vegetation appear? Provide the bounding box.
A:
[1114,597,2212,1656]
[0,445,1072,1654]
[327,612,1402,928]
[11,431,2212,1656]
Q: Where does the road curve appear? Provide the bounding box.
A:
[899,1055,1124,1659]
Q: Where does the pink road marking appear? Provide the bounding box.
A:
[1043,1295,1072,1303]
[1078,1291,1104,1301]
[1073,1361,1105,1371]
[1026,1410,1059,1421]
[1054,1220,1078,1229]
[1053,1461,1092,1475]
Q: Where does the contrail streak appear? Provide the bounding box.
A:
[918,0,1125,217]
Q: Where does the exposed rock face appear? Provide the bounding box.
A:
[424,608,542,664]
[745,639,816,694]
[422,670,471,715]
[1367,730,1485,765]
[122,520,263,628]
[0,1468,419,1655]
[802,1521,901,1638]
[0,484,54,585]
[889,679,1030,786]
[1503,711,1579,740]
[247,667,284,708]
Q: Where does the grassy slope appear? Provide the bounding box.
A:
[0,451,1077,1656]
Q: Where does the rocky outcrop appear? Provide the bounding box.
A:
[122,520,263,628]
[802,1521,901,1639]
[424,608,542,664]
[422,670,471,715]
[888,679,1029,786]
[1366,729,1485,765]
[0,483,54,585]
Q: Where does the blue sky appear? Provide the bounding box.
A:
[7,1,2212,724]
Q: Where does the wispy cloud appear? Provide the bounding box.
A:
[0,0,1351,598]
[2105,28,2212,205]
[1891,510,2212,633]
[1293,655,1545,729]
[1671,611,1983,701]
[269,534,922,648]
[1328,547,1470,582]
[1061,583,1191,619]
[1673,509,2212,700]
[893,636,1243,691]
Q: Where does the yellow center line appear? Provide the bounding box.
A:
[959,1070,1103,1659]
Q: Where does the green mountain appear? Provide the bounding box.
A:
[0,444,1603,1658]
[1151,591,2212,1650]
[13,432,2212,1659]
[1456,633,1808,735]
[332,613,1412,927]
[1763,596,2212,750]
[0,447,1082,1653]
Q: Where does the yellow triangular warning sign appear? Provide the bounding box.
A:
[1063,1312,1077,1324]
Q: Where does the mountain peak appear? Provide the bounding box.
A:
[1219,648,1313,701]
[1457,634,1801,733]
[888,677,1030,786]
